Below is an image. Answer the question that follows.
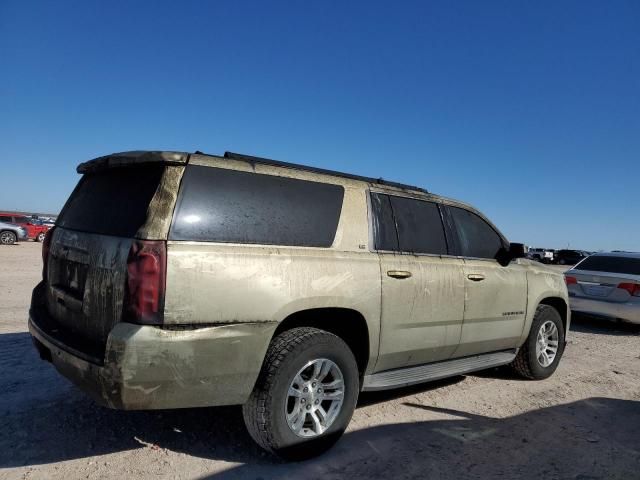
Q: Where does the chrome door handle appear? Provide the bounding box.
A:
[387,270,413,279]
[467,273,486,282]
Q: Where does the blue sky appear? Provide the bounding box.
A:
[1,1,638,251]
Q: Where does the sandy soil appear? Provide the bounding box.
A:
[1,242,639,479]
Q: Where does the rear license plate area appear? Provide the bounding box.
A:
[54,259,89,298]
[584,285,609,297]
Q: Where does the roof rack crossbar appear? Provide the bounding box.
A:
[220,151,428,193]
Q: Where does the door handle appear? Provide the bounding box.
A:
[387,270,413,279]
[467,273,486,282]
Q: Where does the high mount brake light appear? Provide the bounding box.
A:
[123,240,167,324]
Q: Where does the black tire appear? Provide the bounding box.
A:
[559,259,566,265]
[36,232,46,242]
[0,231,17,245]
[242,327,360,460]
[511,305,565,380]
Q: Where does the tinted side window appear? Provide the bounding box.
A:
[0,216,12,223]
[370,193,398,250]
[389,196,448,255]
[449,206,504,259]
[170,166,344,247]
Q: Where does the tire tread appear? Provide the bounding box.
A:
[510,304,563,379]
[242,327,347,454]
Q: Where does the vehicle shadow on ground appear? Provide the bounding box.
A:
[198,397,640,480]
[2,331,639,479]
[570,313,640,336]
[0,331,465,469]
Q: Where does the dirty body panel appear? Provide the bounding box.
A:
[164,155,381,374]
[521,260,571,342]
[30,317,277,409]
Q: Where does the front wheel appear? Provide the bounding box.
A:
[0,231,17,245]
[510,305,565,379]
[242,327,360,460]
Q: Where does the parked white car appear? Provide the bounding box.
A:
[565,252,640,324]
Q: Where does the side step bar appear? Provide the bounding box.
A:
[362,350,518,391]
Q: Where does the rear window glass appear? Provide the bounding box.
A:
[574,256,640,275]
[169,165,344,247]
[57,167,164,237]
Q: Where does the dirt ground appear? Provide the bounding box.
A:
[1,241,639,480]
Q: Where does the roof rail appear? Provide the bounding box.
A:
[220,151,428,193]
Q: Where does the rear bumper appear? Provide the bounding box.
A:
[569,296,640,324]
[29,315,277,410]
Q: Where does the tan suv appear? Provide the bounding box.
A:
[29,150,569,459]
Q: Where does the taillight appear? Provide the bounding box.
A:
[42,227,55,281]
[617,283,640,297]
[565,276,577,286]
[123,240,167,324]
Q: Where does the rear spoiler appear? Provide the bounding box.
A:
[77,151,189,173]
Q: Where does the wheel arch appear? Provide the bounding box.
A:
[273,307,371,376]
[538,296,569,334]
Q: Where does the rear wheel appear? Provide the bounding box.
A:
[242,327,360,460]
[36,232,46,242]
[0,231,17,245]
[511,305,565,379]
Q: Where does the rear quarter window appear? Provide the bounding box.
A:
[169,165,344,247]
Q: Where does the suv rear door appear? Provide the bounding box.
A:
[34,157,185,362]
[371,193,465,372]
[444,205,527,357]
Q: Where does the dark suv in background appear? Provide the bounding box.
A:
[555,249,588,265]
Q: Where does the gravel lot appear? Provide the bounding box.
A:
[1,242,639,479]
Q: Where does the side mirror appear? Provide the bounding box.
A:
[509,243,527,259]
[495,242,526,266]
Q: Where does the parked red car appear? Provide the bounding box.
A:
[0,213,50,241]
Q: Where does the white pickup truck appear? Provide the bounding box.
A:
[528,247,554,264]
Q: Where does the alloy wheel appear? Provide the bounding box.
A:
[536,320,559,367]
[285,358,345,438]
[0,232,16,245]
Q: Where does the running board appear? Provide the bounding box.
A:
[362,350,517,391]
